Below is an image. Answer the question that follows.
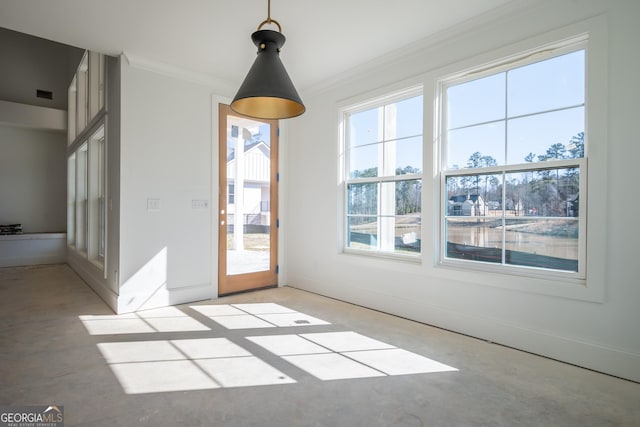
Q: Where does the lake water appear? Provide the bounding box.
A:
[446,223,578,260]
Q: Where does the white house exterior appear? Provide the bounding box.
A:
[226,141,271,226]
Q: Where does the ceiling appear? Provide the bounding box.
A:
[0,0,516,91]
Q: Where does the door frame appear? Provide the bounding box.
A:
[217,103,278,296]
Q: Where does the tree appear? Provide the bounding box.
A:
[566,132,584,216]
[477,156,497,215]
[349,167,378,221]
[538,142,567,162]
[395,166,422,215]
[466,152,483,194]
[567,132,584,159]
[463,152,498,215]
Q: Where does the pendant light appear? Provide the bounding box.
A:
[230,0,305,119]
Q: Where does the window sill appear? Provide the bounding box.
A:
[434,259,603,303]
[89,257,104,271]
[343,248,422,264]
[0,233,66,241]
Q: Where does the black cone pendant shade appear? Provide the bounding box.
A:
[231,29,305,120]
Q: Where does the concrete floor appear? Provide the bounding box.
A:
[1,264,639,427]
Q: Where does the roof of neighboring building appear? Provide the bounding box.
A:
[227,140,270,162]
[449,194,483,203]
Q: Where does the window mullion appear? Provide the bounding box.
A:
[343,90,423,257]
[440,44,586,277]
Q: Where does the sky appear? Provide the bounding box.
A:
[348,49,585,175]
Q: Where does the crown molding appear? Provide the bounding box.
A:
[303,0,541,96]
[121,52,235,96]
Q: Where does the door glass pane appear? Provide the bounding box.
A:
[225,115,272,275]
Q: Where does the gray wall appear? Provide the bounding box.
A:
[0,125,66,232]
[0,27,84,109]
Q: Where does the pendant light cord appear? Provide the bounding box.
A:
[257,0,282,32]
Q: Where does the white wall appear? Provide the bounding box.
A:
[0,124,66,232]
[283,0,640,382]
[117,59,220,312]
[0,100,66,131]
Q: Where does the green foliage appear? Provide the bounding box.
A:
[447,132,583,217]
[349,166,421,217]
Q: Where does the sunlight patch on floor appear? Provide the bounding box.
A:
[249,332,458,381]
[98,338,295,394]
[190,303,330,329]
[80,307,209,335]
[283,353,386,380]
[86,303,457,393]
[246,334,331,356]
[300,331,395,352]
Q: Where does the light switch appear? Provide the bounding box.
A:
[147,198,160,211]
[192,199,209,209]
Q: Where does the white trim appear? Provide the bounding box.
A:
[287,277,640,383]
[68,249,118,311]
[116,282,214,314]
[0,232,66,241]
[0,233,67,268]
[211,95,232,299]
[340,84,425,115]
[424,15,607,302]
[341,86,424,259]
[0,100,66,132]
[123,52,235,93]
[441,35,588,87]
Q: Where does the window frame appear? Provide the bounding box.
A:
[75,141,89,255]
[67,50,108,274]
[87,123,106,267]
[341,85,424,261]
[67,153,76,247]
[429,19,608,301]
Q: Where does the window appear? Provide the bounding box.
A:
[88,51,105,121]
[67,153,76,246]
[76,142,88,253]
[343,88,423,257]
[67,50,108,271]
[440,41,586,277]
[228,184,235,205]
[88,125,106,264]
[76,52,88,136]
[68,76,77,145]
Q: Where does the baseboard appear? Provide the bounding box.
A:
[288,274,640,383]
[67,254,118,312]
[117,282,214,314]
[0,254,66,268]
[0,233,66,267]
